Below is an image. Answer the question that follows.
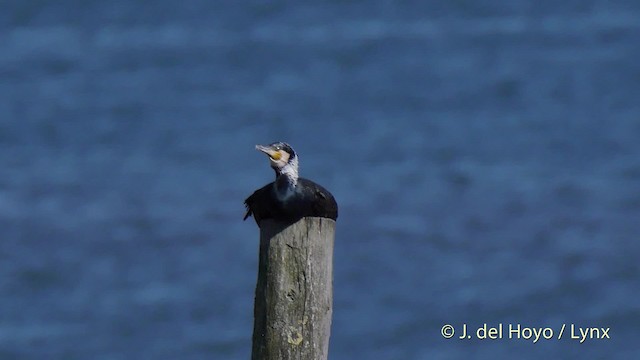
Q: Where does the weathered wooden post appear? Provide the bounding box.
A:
[251,217,335,360]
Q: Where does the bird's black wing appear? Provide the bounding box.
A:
[297,178,338,220]
[245,179,337,227]
[244,182,271,223]
[244,182,286,225]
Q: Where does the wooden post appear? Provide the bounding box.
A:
[252,217,335,360]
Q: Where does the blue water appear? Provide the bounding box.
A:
[1,1,639,359]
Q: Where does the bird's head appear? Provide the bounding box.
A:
[255,142,298,176]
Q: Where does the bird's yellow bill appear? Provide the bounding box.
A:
[255,144,281,160]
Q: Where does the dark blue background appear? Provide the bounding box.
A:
[1,1,639,359]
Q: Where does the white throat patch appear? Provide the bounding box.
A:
[275,156,299,201]
[280,157,299,184]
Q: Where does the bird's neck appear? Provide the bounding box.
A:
[275,162,298,200]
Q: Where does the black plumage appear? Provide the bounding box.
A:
[244,178,338,225]
[243,142,338,227]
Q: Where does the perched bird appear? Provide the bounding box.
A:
[244,142,338,227]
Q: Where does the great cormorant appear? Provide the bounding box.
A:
[243,142,338,227]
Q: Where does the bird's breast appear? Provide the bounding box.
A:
[274,183,297,202]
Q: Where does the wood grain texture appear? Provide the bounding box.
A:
[252,217,335,360]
